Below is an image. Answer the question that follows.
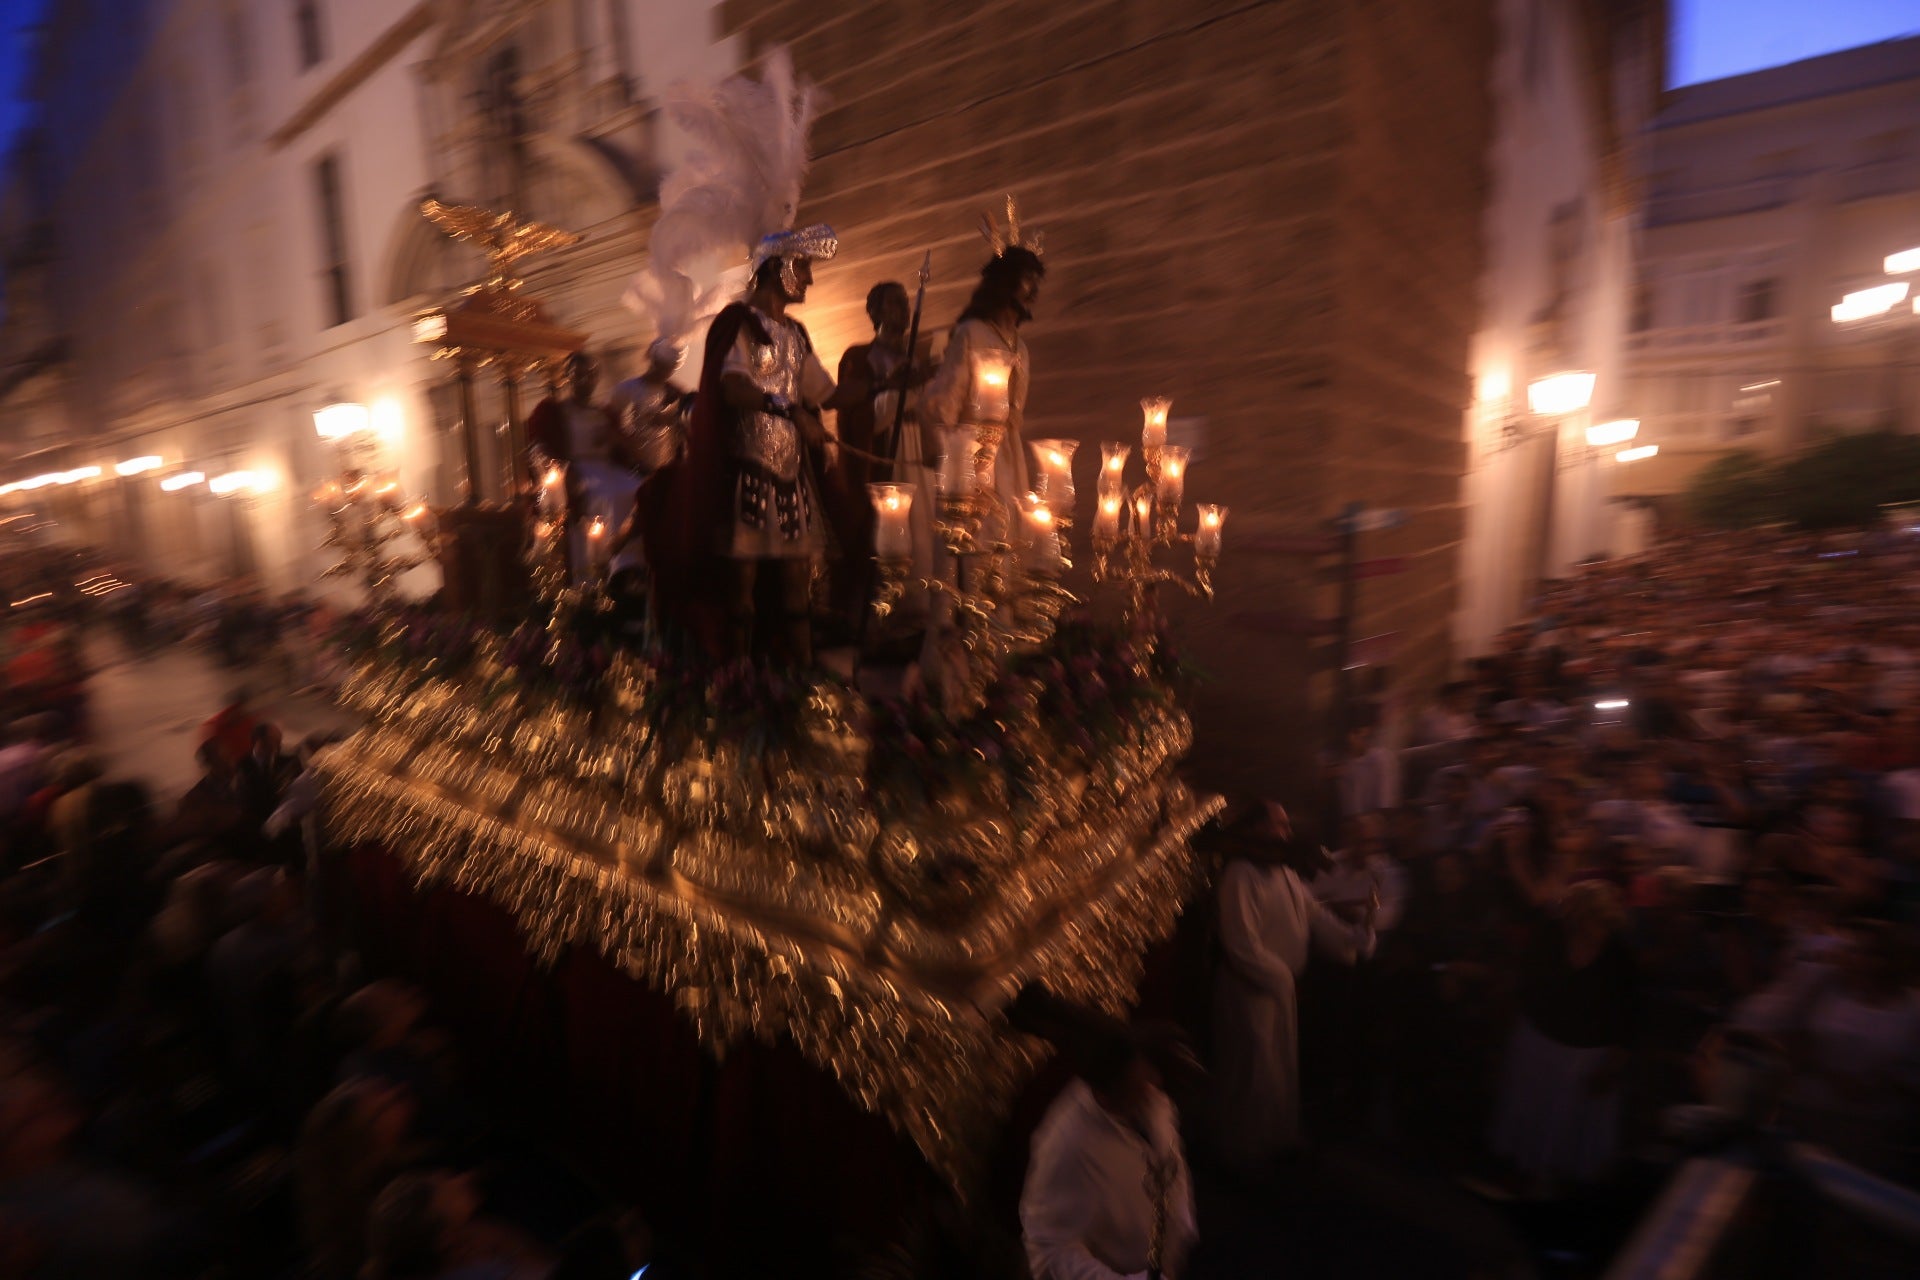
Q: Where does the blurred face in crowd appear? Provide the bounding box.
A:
[1096,1054,1159,1129]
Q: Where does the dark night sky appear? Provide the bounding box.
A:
[0,0,45,162]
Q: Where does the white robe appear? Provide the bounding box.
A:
[1212,860,1375,1164]
[919,316,1033,545]
[915,317,1033,707]
[1021,1080,1198,1280]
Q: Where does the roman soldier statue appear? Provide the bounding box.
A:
[632,49,837,664]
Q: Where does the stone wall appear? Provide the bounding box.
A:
[722,0,1495,804]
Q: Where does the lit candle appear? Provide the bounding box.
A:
[1100,442,1131,497]
[969,351,1014,422]
[1021,495,1062,572]
[1095,493,1123,540]
[1028,439,1078,510]
[1157,445,1190,507]
[1133,490,1153,530]
[1141,397,1172,452]
[1195,504,1227,559]
[868,483,915,559]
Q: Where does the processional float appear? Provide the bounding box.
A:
[314,193,1229,1194]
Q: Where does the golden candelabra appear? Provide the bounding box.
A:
[314,423,434,602]
[527,461,613,652]
[1091,398,1223,640]
[870,393,1225,710]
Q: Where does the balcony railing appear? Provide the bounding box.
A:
[1834,157,1920,203]
[1627,319,1787,351]
[1647,177,1797,227]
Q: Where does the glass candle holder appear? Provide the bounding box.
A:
[1156,445,1190,508]
[1100,441,1131,497]
[868,483,915,559]
[969,351,1014,422]
[1029,438,1078,510]
[1195,504,1227,559]
[1140,396,1172,452]
[1020,495,1062,572]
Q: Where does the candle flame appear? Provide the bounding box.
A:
[589,517,606,538]
[544,467,562,487]
[403,502,427,521]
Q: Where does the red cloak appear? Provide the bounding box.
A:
[641,304,762,654]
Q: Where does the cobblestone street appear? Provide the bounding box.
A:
[85,634,358,799]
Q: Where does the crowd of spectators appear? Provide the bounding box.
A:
[1287,526,1920,1266]
[13,520,1920,1276]
[0,695,656,1278]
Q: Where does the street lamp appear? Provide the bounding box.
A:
[1831,282,1909,323]
[1586,419,1640,447]
[314,400,371,441]
[1885,246,1920,275]
[1831,250,1920,426]
[1527,371,1596,416]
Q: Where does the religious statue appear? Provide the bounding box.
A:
[630,48,838,664]
[910,201,1046,698]
[920,199,1047,548]
[609,337,693,475]
[526,351,628,580]
[825,278,933,629]
[604,337,693,579]
[698,230,839,665]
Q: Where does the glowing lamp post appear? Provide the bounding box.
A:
[314,401,371,441]
[1527,371,1596,416]
[1585,419,1639,448]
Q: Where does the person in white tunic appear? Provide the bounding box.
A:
[1021,1028,1198,1280]
[1212,802,1377,1168]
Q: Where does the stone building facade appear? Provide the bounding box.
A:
[1622,36,1920,501]
[0,0,733,589]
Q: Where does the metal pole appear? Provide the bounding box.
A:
[503,366,527,501]
[456,360,482,505]
[1332,501,1361,753]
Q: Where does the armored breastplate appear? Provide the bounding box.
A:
[729,318,808,483]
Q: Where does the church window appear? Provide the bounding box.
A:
[314,154,355,328]
[295,0,327,71]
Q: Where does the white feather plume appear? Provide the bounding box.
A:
[623,48,818,344]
